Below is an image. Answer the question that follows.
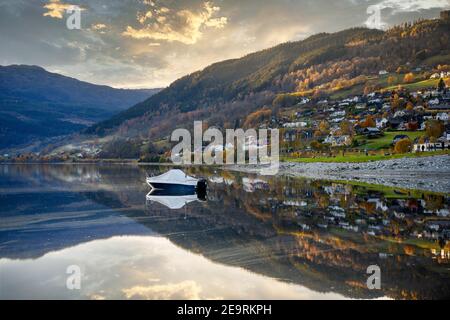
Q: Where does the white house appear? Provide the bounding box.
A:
[430,73,441,79]
[379,70,388,75]
[436,113,449,121]
[331,110,346,118]
[376,118,388,128]
[324,135,351,147]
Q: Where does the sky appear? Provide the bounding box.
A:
[0,0,449,89]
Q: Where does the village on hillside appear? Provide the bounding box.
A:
[273,71,450,161]
[3,71,450,163]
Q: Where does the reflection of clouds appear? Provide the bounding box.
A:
[123,280,202,300]
[0,236,351,300]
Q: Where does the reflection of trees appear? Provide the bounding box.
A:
[3,164,450,299]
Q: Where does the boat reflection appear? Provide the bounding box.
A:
[146,188,207,210]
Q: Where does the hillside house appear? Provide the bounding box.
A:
[362,127,382,138]
[324,135,351,147]
[436,113,449,121]
[393,134,409,145]
[376,118,388,129]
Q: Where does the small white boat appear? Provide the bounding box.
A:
[146,169,204,193]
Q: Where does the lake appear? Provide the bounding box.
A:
[0,164,449,299]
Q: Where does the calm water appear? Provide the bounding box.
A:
[0,164,449,300]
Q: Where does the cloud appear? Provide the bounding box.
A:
[43,0,84,19]
[91,23,107,30]
[2,0,447,89]
[374,0,449,13]
[91,23,108,33]
[122,280,203,300]
[123,1,228,45]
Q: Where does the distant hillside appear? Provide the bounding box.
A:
[0,65,161,149]
[87,17,449,144]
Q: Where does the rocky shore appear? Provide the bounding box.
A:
[231,155,450,193]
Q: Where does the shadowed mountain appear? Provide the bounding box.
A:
[0,65,161,150]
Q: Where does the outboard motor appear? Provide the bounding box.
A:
[196,179,208,201]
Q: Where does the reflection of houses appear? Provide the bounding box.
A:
[283,122,308,128]
[282,129,313,143]
[242,177,269,193]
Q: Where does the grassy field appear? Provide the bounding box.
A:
[383,78,442,91]
[282,150,449,163]
[356,131,424,150]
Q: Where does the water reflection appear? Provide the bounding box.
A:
[0,164,449,300]
[146,189,204,210]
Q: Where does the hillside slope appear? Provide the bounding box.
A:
[0,65,161,149]
[88,18,449,142]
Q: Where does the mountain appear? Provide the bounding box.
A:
[88,18,449,141]
[0,65,161,150]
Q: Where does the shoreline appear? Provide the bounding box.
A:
[2,155,449,193]
[231,154,450,194]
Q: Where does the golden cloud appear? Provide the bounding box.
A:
[91,23,107,30]
[123,1,228,45]
[43,0,84,19]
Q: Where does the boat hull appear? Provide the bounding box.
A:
[148,182,196,193]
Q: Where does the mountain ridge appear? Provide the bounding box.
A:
[0,65,161,150]
[87,18,449,141]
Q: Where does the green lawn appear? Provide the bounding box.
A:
[383,78,442,91]
[356,131,424,150]
[282,150,449,163]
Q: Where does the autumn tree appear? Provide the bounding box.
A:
[394,138,412,154]
[425,120,444,139]
[318,120,330,135]
[406,101,414,111]
[310,140,324,150]
[403,73,415,83]
[243,108,272,128]
[361,115,376,128]
[387,76,396,86]
[339,120,354,136]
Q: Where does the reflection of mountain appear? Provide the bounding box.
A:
[0,165,152,259]
[1,164,449,299]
